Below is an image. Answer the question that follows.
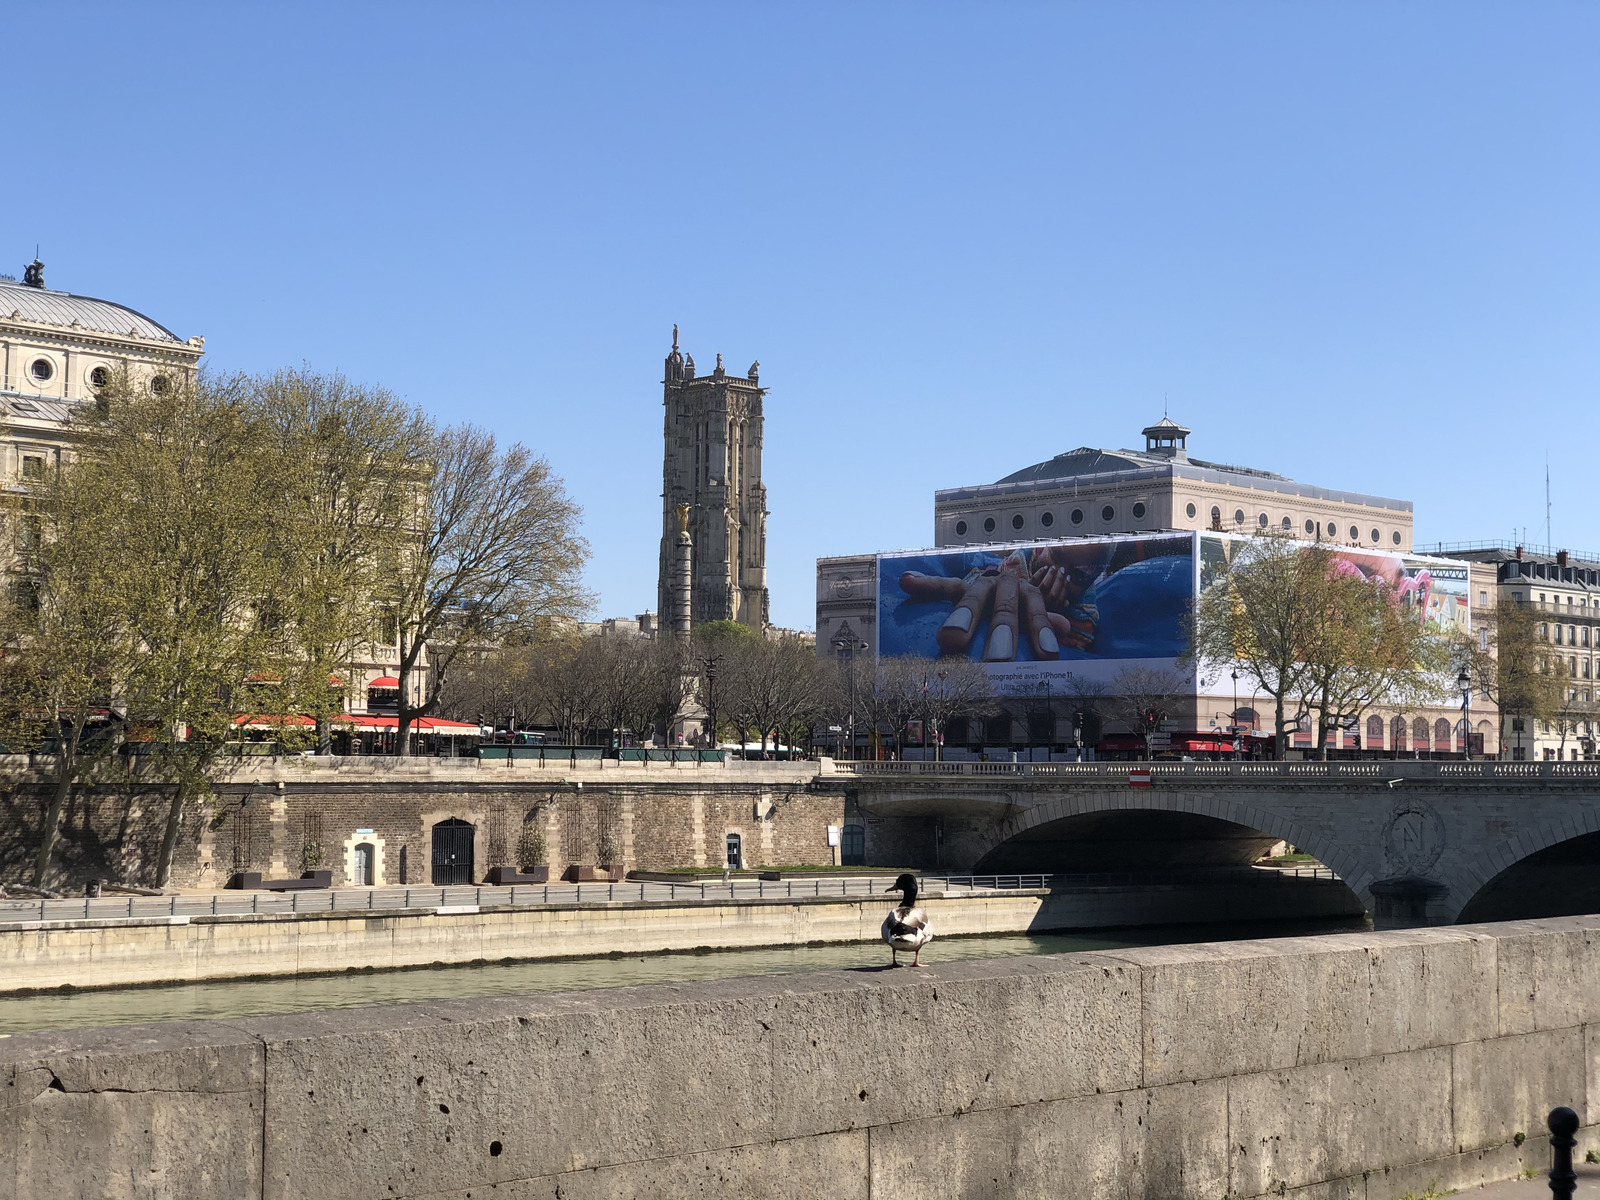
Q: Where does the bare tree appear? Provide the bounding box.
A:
[877,655,994,760]
[1104,666,1187,759]
[392,426,589,753]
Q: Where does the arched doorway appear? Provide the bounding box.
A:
[432,819,475,885]
[725,832,743,870]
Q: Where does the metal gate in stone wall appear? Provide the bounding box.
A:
[431,819,475,885]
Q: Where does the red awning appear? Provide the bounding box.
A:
[368,676,400,689]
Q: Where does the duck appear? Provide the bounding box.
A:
[881,872,933,967]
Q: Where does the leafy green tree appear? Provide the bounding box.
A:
[1182,534,1335,759]
[250,370,431,751]
[0,451,135,887]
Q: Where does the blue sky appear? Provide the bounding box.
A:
[6,3,1596,629]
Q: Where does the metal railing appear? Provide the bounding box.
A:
[0,873,1066,926]
[825,759,1600,781]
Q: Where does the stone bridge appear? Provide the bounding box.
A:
[820,759,1600,928]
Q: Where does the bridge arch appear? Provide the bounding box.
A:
[1453,818,1600,924]
[964,787,1377,902]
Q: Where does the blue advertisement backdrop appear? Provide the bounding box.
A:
[876,534,1195,688]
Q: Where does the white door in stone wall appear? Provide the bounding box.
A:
[354,843,374,887]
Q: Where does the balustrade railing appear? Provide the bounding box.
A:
[0,872,1073,925]
[825,759,1600,781]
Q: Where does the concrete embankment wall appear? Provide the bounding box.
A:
[0,877,1360,993]
[3,916,1597,1200]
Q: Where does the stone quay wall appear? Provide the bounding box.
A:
[3,916,1597,1199]
[0,875,1360,994]
[0,758,862,891]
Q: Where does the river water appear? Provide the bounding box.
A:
[0,915,1366,1037]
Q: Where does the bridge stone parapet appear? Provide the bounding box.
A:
[3,917,1597,1198]
[827,760,1600,928]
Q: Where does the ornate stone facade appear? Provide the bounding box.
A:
[656,327,769,631]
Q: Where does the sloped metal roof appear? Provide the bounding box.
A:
[0,280,183,344]
[1,390,75,423]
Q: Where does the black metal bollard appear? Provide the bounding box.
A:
[1548,1105,1578,1200]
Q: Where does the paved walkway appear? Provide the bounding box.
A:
[1457,1164,1600,1197]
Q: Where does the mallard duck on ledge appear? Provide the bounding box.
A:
[881,872,933,967]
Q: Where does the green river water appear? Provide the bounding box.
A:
[0,915,1366,1037]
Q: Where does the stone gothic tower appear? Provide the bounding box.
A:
[657,326,769,632]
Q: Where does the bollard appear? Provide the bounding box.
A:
[1548,1105,1579,1200]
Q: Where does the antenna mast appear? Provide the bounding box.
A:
[1546,457,1552,549]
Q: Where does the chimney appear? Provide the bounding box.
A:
[1557,550,1569,567]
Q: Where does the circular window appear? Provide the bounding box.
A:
[1349,525,1359,540]
[983,517,996,534]
[151,374,171,395]
[1304,519,1315,534]
[1234,509,1245,525]
[1011,514,1024,531]
[1370,528,1380,542]
[954,520,968,537]
[89,365,110,390]
[1186,502,1197,519]
[29,358,53,382]
[1281,516,1292,530]
[1070,508,1084,526]
[1101,505,1115,522]
[1391,531,1401,545]
[1258,514,1269,528]
[1132,502,1147,520]
[1211,506,1221,525]
[1326,520,1336,535]
[1040,511,1054,528]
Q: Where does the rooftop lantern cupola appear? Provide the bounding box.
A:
[1142,417,1190,463]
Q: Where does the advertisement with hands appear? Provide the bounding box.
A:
[878,534,1196,692]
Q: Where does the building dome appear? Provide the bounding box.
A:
[0,278,184,344]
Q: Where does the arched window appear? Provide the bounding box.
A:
[1413,717,1430,751]
[1434,718,1453,752]
[1367,714,1384,748]
[1210,506,1221,527]
[1281,516,1291,530]
[1391,715,1408,752]
[840,824,866,867]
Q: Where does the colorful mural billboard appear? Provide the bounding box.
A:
[876,534,1195,692]
[1194,534,1470,703]
[875,532,1471,700]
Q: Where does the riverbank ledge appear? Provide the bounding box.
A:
[2,916,1596,1199]
[0,874,1359,994]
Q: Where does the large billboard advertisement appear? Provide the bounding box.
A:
[875,532,1470,701]
[1194,534,1470,705]
[876,533,1195,693]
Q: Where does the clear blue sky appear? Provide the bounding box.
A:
[6,3,1596,628]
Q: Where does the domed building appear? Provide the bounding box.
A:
[1,257,205,485]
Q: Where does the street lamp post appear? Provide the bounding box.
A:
[1230,668,1242,757]
[831,636,868,760]
[1458,665,1473,761]
[702,656,720,752]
